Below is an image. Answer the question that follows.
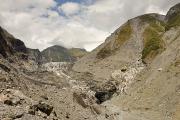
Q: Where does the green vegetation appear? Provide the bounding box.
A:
[97,22,132,59]
[142,26,164,61]
[114,21,132,48]
[140,14,158,23]
[139,14,166,62]
[140,14,166,32]
[96,44,112,59]
[166,14,180,31]
[150,22,165,33]
[68,48,87,58]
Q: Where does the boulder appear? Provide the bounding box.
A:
[95,91,111,104]
[29,101,53,116]
[0,64,10,73]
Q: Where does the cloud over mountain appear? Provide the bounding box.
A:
[0,0,179,51]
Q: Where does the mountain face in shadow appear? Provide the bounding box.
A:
[41,45,87,63]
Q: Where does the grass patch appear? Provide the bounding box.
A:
[142,26,164,61]
[68,48,87,58]
[166,14,180,31]
[140,14,166,32]
[97,22,132,59]
[96,43,112,59]
[114,21,132,48]
[150,22,165,33]
[140,14,158,23]
[139,14,166,62]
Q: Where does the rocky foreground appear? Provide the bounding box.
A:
[0,56,123,120]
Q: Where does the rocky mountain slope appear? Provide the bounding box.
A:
[73,13,166,80]
[0,26,27,58]
[41,45,87,63]
[73,3,180,80]
[73,3,180,120]
[27,45,87,64]
[0,25,109,119]
[0,3,179,120]
[27,48,42,64]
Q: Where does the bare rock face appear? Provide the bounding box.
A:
[27,48,43,65]
[0,26,14,57]
[0,26,27,58]
[165,3,180,30]
[165,3,180,21]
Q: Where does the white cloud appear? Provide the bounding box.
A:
[146,5,166,15]
[0,0,179,51]
[50,22,108,51]
[59,2,81,16]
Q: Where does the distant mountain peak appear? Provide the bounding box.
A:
[41,45,87,63]
[165,3,180,30]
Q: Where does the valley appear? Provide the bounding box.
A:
[0,3,180,120]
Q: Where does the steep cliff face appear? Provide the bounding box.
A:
[0,26,27,58]
[165,3,180,30]
[27,48,42,64]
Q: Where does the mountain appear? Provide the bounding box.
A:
[165,3,180,30]
[73,5,179,80]
[73,3,180,120]
[0,3,179,120]
[27,48,42,64]
[68,48,87,59]
[0,26,27,58]
[41,45,73,62]
[0,26,87,64]
[0,27,87,64]
[73,13,166,80]
[41,45,87,63]
[0,26,96,119]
